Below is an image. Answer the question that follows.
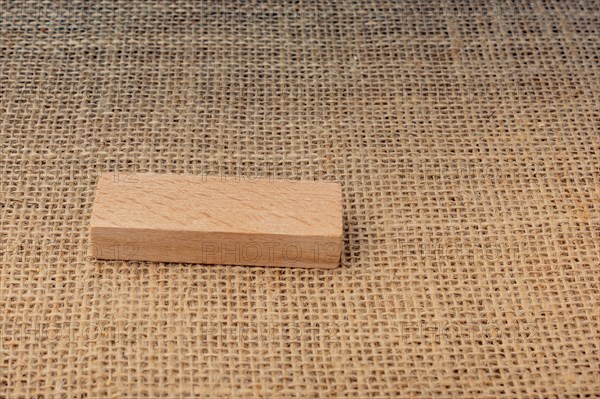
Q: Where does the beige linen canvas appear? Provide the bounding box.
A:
[1,1,599,397]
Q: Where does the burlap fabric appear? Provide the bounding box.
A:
[1,1,599,397]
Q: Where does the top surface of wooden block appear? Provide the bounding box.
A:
[91,173,343,238]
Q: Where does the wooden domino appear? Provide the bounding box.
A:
[90,173,343,268]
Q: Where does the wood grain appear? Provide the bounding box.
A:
[90,173,343,268]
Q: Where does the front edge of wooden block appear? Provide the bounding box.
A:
[90,227,342,269]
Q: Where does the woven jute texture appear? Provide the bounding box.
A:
[1,1,599,397]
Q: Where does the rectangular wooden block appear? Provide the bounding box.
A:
[90,173,343,268]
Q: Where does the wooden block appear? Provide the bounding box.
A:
[90,173,343,268]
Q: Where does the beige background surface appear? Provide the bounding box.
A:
[1,1,599,397]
